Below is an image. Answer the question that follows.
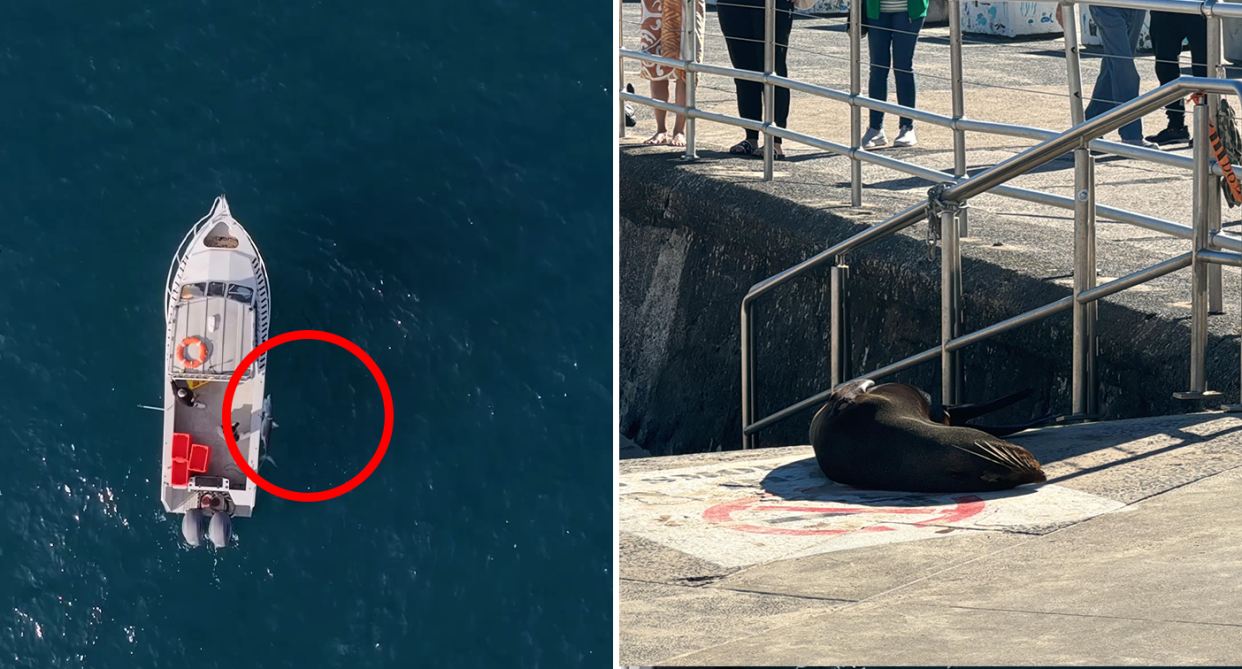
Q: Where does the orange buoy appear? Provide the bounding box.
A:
[177,337,208,368]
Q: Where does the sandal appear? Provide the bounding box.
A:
[729,139,756,156]
[752,144,786,160]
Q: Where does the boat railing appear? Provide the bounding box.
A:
[165,198,223,315]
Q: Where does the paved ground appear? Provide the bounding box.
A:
[619,411,1242,665]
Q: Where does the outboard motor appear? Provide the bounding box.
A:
[181,508,204,547]
[208,511,233,549]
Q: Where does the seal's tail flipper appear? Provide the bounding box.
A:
[965,412,1060,437]
[942,388,1035,426]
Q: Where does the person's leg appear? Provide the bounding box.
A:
[890,13,926,130]
[867,13,895,131]
[1085,6,1118,121]
[669,0,707,145]
[661,0,689,144]
[1090,7,1142,139]
[718,0,764,146]
[639,0,670,143]
[1188,12,1208,79]
[766,0,794,156]
[645,80,670,144]
[1112,9,1146,140]
[1150,11,1183,127]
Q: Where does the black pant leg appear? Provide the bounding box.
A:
[718,0,765,140]
[1186,13,1208,78]
[773,0,794,141]
[1150,11,1185,125]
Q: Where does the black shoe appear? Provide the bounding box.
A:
[1146,125,1189,145]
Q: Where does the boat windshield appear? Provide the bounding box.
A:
[180,282,254,305]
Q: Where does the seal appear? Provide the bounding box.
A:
[809,379,1051,493]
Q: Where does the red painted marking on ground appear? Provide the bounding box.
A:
[702,495,987,537]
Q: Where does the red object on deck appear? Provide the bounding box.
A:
[171,432,193,488]
[188,444,210,473]
[172,433,191,461]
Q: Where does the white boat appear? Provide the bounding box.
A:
[161,195,273,548]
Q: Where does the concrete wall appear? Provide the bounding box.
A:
[619,151,1237,457]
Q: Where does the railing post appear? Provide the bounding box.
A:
[1207,10,1224,314]
[849,0,863,206]
[948,0,968,237]
[1228,269,1242,411]
[830,260,851,388]
[1061,0,1086,126]
[763,0,776,181]
[1176,100,1221,401]
[941,207,963,406]
[741,300,757,449]
[619,1,626,139]
[682,0,698,160]
[1072,145,1098,416]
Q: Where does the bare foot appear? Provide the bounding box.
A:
[667,132,687,147]
[643,131,668,145]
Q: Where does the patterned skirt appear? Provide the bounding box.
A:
[639,0,706,82]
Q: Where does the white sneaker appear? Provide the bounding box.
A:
[861,127,887,150]
[894,126,918,147]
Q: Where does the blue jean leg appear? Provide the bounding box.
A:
[867,14,895,130]
[1085,6,1146,140]
[867,12,925,130]
[890,13,926,129]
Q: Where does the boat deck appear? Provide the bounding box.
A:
[170,377,259,490]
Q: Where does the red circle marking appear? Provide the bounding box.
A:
[221,329,394,502]
[702,495,986,536]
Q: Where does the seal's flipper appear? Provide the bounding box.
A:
[947,436,1047,485]
[965,412,1060,437]
[942,388,1035,425]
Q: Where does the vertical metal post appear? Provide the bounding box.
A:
[763,0,776,181]
[1227,273,1242,411]
[741,301,756,449]
[1072,146,1097,416]
[1061,1,1086,126]
[1207,13,1224,314]
[830,261,850,388]
[683,0,698,160]
[941,208,963,406]
[619,0,626,139]
[1176,102,1214,400]
[849,0,863,206]
[1228,271,1242,411]
[948,0,968,237]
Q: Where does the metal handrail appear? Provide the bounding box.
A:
[617,0,1242,443]
[739,78,1242,445]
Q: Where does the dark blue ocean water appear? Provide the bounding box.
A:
[0,1,612,667]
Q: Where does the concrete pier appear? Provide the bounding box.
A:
[620,412,1242,665]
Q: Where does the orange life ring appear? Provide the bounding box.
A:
[178,337,208,368]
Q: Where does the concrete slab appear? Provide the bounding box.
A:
[621,452,1123,569]
[619,579,846,667]
[671,601,1242,665]
[619,412,1242,665]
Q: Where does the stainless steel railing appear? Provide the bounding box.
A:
[616,0,1242,447]
[738,79,1242,447]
